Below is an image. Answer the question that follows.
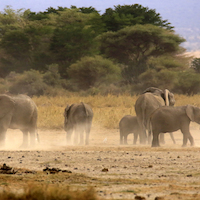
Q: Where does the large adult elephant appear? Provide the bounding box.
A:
[135,87,175,144]
[64,102,93,145]
[151,105,200,147]
[0,94,38,148]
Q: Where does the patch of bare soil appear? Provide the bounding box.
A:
[183,51,200,58]
[0,125,200,200]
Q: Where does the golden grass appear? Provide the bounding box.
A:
[0,184,97,200]
[33,94,200,130]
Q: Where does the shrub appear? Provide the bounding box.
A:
[191,58,200,73]
[8,70,47,96]
[138,69,178,91]
[174,71,200,95]
[67,56,121,90]
[43,64,62,87]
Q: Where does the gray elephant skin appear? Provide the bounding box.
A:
[151,105,200,147]
[0,94,38,148]
[64,102,93,145]
[135,87,175,144]
[119,115,140,145]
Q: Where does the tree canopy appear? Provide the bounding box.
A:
[98,24,185,83]
[102,4,174,32]
[0,4,197,95]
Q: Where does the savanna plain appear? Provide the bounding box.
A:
[0,94,200,200]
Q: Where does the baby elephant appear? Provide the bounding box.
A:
[119,115,140,145]
[151,105,200,147]
[64,102,93,145]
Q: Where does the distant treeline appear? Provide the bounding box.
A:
[0,4,199,96]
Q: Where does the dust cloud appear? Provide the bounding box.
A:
[3,123,200,150]
[1,125,200,199]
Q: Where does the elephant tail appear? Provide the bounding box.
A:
[146,117,152,144]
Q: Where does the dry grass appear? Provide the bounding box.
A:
[0,184,97,200]
[33,94,200,130]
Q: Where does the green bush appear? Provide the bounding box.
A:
[138,69,178,91]
[8,70,47,96]
[191,58,200,73]
[67,56,121,90]
[43,64,62,87]
[174,71,200,95]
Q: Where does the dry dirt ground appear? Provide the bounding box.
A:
[0,125,200,200]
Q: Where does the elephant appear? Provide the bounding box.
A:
[119,114,175,145]
[135,87,175,144]
[119,115,140,145]
[0,94,38,148]
[151,105,200,147]
[64,102,93,145]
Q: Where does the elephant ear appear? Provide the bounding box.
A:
[0,95,15,119]
[186,105,195,122]
[64,104,74,119]
[64,105,70,118]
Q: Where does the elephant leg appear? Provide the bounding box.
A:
[85,122,92,145]
[20,130,29,148]
[77,123,85,145]
[137,119,147,144]
[120,131,124,145]
[188,133,194,146]
[147,129,152,145]
[181,125,194,147]
[29,128,36,147]
[74,125,79,145]
[124,134,128,145]
[151,131,160,147]
[142,129,147,144]
[139,125,147,144]
[169,132,176,144]
[133,132,138,145]
[66,129,73,145]
[182,131,194,147]
[182,133,188,147]
[0,129,7,147]
[79,130,84,145]
[159,133,165,144]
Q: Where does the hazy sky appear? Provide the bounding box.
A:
[1,0,143,13]
[1,0,198,28]
[1,0,199,44]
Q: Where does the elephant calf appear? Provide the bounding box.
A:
[119,115,140,145]
[150,105,200,147]
[64,102,93,145]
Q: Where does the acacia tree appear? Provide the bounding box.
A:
[102,4,173,32]
[49,9,100,77]
[98,24,185,83]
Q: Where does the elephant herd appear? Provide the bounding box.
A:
[120,87,200,147]
[0,94,93,148]
[0,87,200,148]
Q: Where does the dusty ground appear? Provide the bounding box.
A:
[0,125,200,200]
